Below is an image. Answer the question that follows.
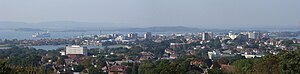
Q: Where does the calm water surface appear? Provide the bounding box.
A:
[29,45,125,50]
[0,30,175,40]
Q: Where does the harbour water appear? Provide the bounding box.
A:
[0,30,188,40]
[29,45,125,50]
[0,30,85,39]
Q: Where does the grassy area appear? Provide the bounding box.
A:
[291,44,300,47]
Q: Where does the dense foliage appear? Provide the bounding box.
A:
[138,59,203,74]
[233,49,300,74]
[0,46,56,73]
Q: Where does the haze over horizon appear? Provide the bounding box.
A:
[0,0,300,29]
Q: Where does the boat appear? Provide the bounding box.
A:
[32,32,51,38]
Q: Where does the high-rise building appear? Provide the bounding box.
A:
[66,45,88,56]
[111,33,119,38]
[144,32,152,39]
[128,33,138,39]
[248,32,259,39]
[208,32,213,39]
[202,32,213,41]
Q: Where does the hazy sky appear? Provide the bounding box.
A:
[0,0,300,29]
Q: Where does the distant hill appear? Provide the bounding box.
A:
[0,21,119,31]
[117,26,202,32]
[0,21,30,30]
[0,21,203,32]
[33,21,122,30]
[14,28,44,32]
[1,21,291,32]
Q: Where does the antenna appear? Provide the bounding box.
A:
[99,27,102,35]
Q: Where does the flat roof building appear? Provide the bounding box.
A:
[66,45,88,56]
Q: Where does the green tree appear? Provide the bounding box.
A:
[252,55,280,74]
[281,40,293,46]
[131,63,138,74]
[278,50,300,73]
[232,58,257,74]
[0,62,14,74]
[208,68,223,74]
[73,64,85,72]
[138,61,155,74]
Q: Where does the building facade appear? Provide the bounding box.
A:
[144,32,152,39]
[66,45,88,56]
[202,32,213,41]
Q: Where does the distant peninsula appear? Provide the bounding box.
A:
[116,26,202,32]
[14,28,44,32]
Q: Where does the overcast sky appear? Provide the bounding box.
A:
[0,0,300,29]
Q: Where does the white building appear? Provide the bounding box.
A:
[202,32,213,41]
[144,32,152,39]
[66,45,88,56]
[60,51,66,56]
[228,31,238,40]
[247,32,259,39]
[115,36,125,41]
[128,33,138,39]
[208,50,221,60]
[242,54,264,58]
